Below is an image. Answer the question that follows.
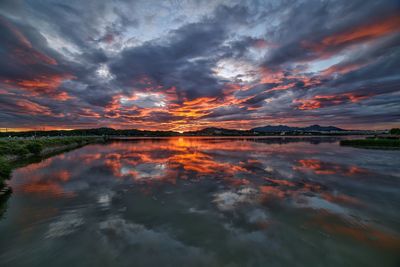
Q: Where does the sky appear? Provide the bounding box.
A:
[0,0,399,132]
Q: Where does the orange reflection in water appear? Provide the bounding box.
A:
[99,138,255,184]
[20,182,69,197]
[320,192,361,206]
[310,213,400,251]
[294,159,368,176]
[258,178,325,203]
[11,138,366,204]
[12,158,74,197]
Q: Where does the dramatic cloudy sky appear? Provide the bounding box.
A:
[0,0,399,131]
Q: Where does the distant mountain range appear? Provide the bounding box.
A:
[251,124,344,133]
[185,125,346,136]
[185,127,250,136]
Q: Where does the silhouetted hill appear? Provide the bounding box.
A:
[251,124,344,133]
[0,128,179,137]
[251,125,298,132]
[185,127,252,136]
[0,125,365,138]
[302,125,344,132]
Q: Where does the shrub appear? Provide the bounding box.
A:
[340,139,400,147]
[26,143,43,155]
[13,146,29,157]
[0,157,11,180]
[390,128,400,135]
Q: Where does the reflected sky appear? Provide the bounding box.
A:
[0,137,399,267]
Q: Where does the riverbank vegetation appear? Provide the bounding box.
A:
[340,138,400,149]
[389,128,400,135]
[0,137,104,185]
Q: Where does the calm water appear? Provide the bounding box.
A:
[0,137,399,267]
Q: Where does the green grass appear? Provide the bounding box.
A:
[0,137,103,183]
[340,138,400,148]
[0,137,99,156]
[0,157,12,181]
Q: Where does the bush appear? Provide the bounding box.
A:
[13,146,30,157]
[26,143,43,155]
[341,139,400,147]
[0,157,11,180]
[390,128,400,135]
[0,137,98,158]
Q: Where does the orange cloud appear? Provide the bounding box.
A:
[15,99,53,116]
[303,14,400,56]
[3,73,74,101]
[322,15,400,47]
[322,62,366,76]
[294,92,374,110]
[259,67,285,84]
[294,98,322,110]
[78,108,102,118]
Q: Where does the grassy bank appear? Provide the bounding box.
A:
[0,137,104,185]
[340,138,400,149]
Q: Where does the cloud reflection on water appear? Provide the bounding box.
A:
[4,137,400,266]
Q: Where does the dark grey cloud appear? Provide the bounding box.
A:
[109,4,256,101]
[263,0,400,67]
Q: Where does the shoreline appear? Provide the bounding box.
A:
[340,138,400,149]
[108,135,367,140]
[0,137,105,188]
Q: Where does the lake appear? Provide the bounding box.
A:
[0,137,399,267]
